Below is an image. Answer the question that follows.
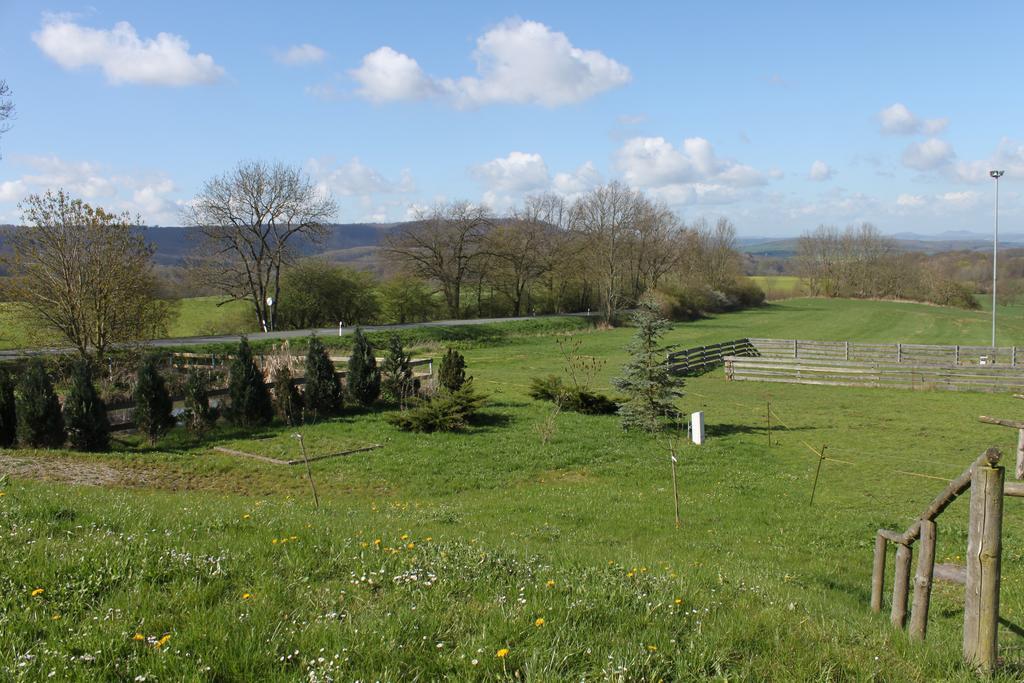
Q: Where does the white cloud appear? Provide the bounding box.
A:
[275,43,327,66]
[878,103,948,136]
[902,138,954,171]
[349,47,439,102]
[306,157,415,197]
[896,193,926,207]
[808,160,833,181]
[349,19,630,107]
[32,16,223,86]
[952,138,1024,183]
[939,190,980,208]
[472,152,550,193]
[553,162,601,198]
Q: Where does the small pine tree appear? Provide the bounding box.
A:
[133,354,175,445]
[182,369,218,437]
[612,301,684,432]
[0,367,17,448]
[380,335,416,408]
[304,335,342,422]
[227,337,273,427]
[63,360,110,451]
[347,327,381,406]
[272,364,303,427]
[16,358,64,448]
[438,347,468,392]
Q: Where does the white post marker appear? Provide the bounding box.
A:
[691,411,705,445]
[338,321,344,337]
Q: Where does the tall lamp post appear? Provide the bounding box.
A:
[990,170,1004,348]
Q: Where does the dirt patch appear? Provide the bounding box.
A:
[0,453,151,488]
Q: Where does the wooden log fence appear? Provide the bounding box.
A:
[749,338,1018,367]
[666,338,755,376]
[724,356,1024,394]
[870,448,1010,672]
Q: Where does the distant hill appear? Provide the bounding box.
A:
[739,232,1024,258]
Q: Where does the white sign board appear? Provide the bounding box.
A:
[691,411,705,445]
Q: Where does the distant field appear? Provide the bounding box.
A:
[164,296,255,338]
[748,275,805,299]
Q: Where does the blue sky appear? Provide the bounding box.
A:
[1,1,1022,235]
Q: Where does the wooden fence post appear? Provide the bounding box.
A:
[909,519,937,640]
[897,343,903,364]
[845,341,850,361]
[963,459,1004,672]
[793,339,798,359]
[871,533,887,613]
[892,543,912,628]
[955,344,960,365]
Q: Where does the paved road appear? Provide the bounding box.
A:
[0,312,597,359]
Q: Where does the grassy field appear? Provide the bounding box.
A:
[3,298,1024,680]
[748,275,805,299]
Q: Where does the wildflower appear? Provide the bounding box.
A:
[289,536,297,541]
[406,542,415,549]
[31,588,44,597]
[51,614,60,620]
[496,648,510,658]
[242,593,252,600]
[647,645,657,652]
[133,633,145,641]
[401,534,409,541]
[155,634,171,648]
[272,539,279,545]
[471,658,479,666]
[534,618,545,627]
[546,580,555,588]
[674,598,682,605]
[243,514,251,519]
[425,536,432,542]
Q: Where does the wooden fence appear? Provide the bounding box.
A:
[170,352,434,377]
[107,356,433,432]
[667,339,755,376]
[724,356,1024,394]
[871,448,1019,672]
[749,338,1019,367]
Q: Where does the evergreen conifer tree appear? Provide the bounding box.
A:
[16,358,64,448]
[133,354,175,445]
[227,337,273,427]
[347,327,381,406]
[612,301,684,432]
[63,360,110,451]
[182,369,218,436]
[0,367,17,447]
[438,347,468,392]
[272,364,303,426]
[380,335,416,408]
[303,335,342,422]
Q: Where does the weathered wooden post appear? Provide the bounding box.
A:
[909,519,937,640]
[963,449,1004,672]
[892,543,912,628]
[897,342,903,364]
[871,532,887,613]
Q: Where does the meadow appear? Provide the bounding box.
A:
[3,298,1024,680]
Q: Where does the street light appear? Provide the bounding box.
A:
[990,170,1004,348]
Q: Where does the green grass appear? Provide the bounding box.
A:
[165,296,254,338]
[3,297,1024,680]
[748,275,806,299]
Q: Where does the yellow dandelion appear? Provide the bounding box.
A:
[534,617,545,627]
[155,634,171,648]
[271,538,279,544]
[242,593,252,600]
[360,542,369,548]
[31,588,44,597]
[373,539,382,546]
[496,648,510,658]
[627,571,635,578]
[51,614,60,620]
[674,598,682,605]
[289,535,297,541]
[0,491,6,496]
[647,644,658,652]
[401,534,409,541]
[425,536,432,542]
[242,514,251,519]
[133,633,145,641]
[546,580,555,588]
[406,542,415,549]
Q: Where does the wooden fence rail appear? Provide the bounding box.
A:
[666,338,755,376]
[749,338,1018,367]
[871,448,1006,672]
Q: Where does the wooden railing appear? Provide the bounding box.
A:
[667,339,755,376]
[871,447,1016,672]
[749,338,1020,367]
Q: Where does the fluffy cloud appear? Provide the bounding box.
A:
[472,152,550,193]
[553,162,601,198]
[32,16,223,86]
[306,157,415,197]
[878,103,948,136]
[613,136,767,205]
[349,19,630,107]
[0,155,183,224]
[953,138,1024,183]
[275,43,327,66]
[901,138,954,171]
[896,193,926,207]
[808,160,833,181]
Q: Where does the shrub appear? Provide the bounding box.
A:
[272,364,303,427]
[16,358,64,448]
[0,367,16,447]
[929,279,980,309]
[227,337,273,427]
[182,369,218,436]
[133,355,175,445]
[527,375,618,415]
[438,348,468,392]
[63,360,110,451]
[612,301,684,432]
[277,260,381,329]
[304,335,342,422]
[387,381,486,432]
[347,327,381,406]
[380,335,416,407]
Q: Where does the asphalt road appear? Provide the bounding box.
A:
[0,311,597,359]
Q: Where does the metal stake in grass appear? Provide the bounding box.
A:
[809,444,827,506]
[766,400,772,447]
[292,433,320,509]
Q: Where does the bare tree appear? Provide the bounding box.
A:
[0,80,14,156]
[4,190,170,358]
[186,161,337,331]
[627,200,682,299]
[383,201,492,318]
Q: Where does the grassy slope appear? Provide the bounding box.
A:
[3,298,1024,680]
